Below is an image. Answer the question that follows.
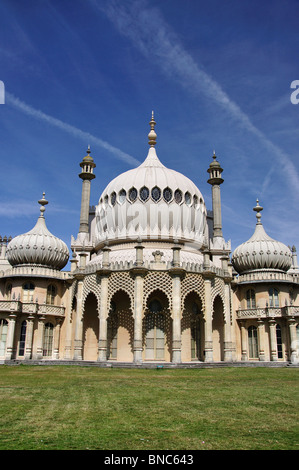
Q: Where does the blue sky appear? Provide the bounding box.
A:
[0,0,298,268]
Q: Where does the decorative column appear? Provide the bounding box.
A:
[269,318,278,362]
[240,321,248,361]
[78,146,96,235]
[257,318,266,361]
[53,320,62,359]
[223,281,233,362]
[207,152,224,238]
[5,312,17,360]
[97,273,110,361]
[73,275,84,360]
[203,273,214,362]
[132,242,147,363]
[288,318,298,364]
[35,316,45,360]
[24,315,34,360]
[170,246,184,363]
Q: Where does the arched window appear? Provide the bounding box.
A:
[269,288,279,307]
[246,289,256,309]
[145,300,165,360]
[18,321,27,356]
[248,325,258,359]
[174,189,183,204]
[140,186,149,202]
[43,323,54,357]
[46,285,56,305]
[118,189,126,205]
[0,319,8,356]
[276,324,283,359]
[22,283,35,302]
[191,302,201,360]
[151,186,161,202]
[107,301,117,360]
[6,284,12,300]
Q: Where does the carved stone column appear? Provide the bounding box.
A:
[223,281,233,362]
[269,318,278,362]
[97,273,110,361]
[35,315,45,360]
[203,273,214,362]
[170,270,184,363]
[5,312,17,360]
[288,318,298,364]
[257,318,266,361]
[24,315,34,360]
[53,320,62,359]
[131,268,147,363]
[73,276,84,360]
[240,321,248,361]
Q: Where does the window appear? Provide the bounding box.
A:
[191,302,200,360]
[18,321,27,356]
[185,192,191,206]
[111,192,116,206]
[0,319,8,356]
[163,187,172,203]
[119,189,126,204]
[6,284,12,300]
[246,289,256,309]
[107,318,117,360]
[140,186,149,202]
[22,283,35,302]
[151,186,161,202]
[46,285,56,305]
[248,325,258,359]
[129,187,138,202]
[174,189,183,204]
[145,300,165,360]
[43,323,54,357]
[269,288,279,307]
[276,324,283,359]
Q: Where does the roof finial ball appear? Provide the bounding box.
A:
[253,198,263,224]
[38,192,48,218]
[148,111,157,147]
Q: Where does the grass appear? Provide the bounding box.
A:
[0,365,298,450]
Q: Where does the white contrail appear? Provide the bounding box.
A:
[6,92,141,167]
[95,0,299,197]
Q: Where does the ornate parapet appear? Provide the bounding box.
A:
[234,270,299,285]
[236,305,299,320]
[0,300,65,317]
[0,265,71,280]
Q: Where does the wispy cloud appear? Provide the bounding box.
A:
[6,92,140,167]
[94,0,299,198]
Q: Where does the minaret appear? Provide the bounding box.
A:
[207,151,224,238]
[78,146,96,234]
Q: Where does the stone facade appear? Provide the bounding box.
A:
[0,115,298,365]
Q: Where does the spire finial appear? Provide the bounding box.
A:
[148,111,157,147]
[253,198,263,224]
[38,192,48,217]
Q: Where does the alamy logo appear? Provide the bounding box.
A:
[0,81,4,104]
[290,80,299,104]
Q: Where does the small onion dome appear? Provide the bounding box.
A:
[6,193,69,270]
[231,200,292,274]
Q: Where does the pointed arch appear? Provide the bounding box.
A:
[83,292,99,361]
[181,290,204,361]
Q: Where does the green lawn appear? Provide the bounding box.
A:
[0,365,298,450]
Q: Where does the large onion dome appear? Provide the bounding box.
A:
[231,200,292,274]
[94,113,208,249]
[6,193,69,270]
